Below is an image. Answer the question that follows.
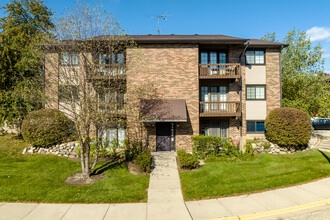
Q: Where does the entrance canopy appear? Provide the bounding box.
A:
[140,99,187,122]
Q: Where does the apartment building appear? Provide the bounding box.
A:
[44,34,287,152]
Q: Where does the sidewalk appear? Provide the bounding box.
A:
[0,152,330,220]
[147,152,191,220]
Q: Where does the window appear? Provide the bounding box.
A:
[58,85,79,102]
[246,50,264,64]
[98,91,125,111]
[98,52,125,75]
[200,51,227,63]
[59,52,79,65]
[247,121,265,133]
[200,86,227,112]
[99,125,126,146]
[98,52,125,64]
[219,52,226,64]
[201,121,228,137]
[246,85,265,100]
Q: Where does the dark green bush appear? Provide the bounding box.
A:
[21,109,76,147]
[177,150,200,169]
[191,135,241,159]
[265,107,313,148]
[123,139,143,161]
[135,150,152,173]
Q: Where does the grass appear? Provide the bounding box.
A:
[180,151,330,200]
[0,135,149,203]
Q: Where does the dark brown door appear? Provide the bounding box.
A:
[156,123,171,151]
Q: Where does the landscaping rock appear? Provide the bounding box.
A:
[22,141,79,158]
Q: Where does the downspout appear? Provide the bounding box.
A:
[239,40,250,141]
[280,45,283,107]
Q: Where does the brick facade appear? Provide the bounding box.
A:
[44,36,283,152]
[266,48,281,113]
[126,44,199,151]
[44,53,59,109]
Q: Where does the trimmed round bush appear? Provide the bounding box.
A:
[22,109,76,147]
[265,107,312,148]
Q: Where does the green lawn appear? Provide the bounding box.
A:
[0,135,149,203]
[180,151,330,200]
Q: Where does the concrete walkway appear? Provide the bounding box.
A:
[1,152,330,220]
[147,152,191,220]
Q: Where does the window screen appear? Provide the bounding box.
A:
[201,52,208,64]
[246,51,255,64]
[60,52,79,65]
[247,121,265,132]
[246,85,265,100]
[255,86,265,99]
[255,51,264,64]
[219,52,226,64]
[210,52,217,64]
[246,50,264,64]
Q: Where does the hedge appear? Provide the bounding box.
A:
[22,109,76,147]
[265,107,313,148]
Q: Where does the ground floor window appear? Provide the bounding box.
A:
[99,125,125,146]
[247,121,265,133]
[201,121,228,137]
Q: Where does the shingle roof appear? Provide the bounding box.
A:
[90,34,247,43]
[248,39,288,47]
[42,34,288,48]
[91,34,287,47]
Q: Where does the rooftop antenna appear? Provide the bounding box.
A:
[151,11,171,35]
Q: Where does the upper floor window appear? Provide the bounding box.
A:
[246,50,264,65]
[99,52,125,65]
[200,51,227,64]
[59,52,79,65]
[98,90,125,110]
[246,85,265,100]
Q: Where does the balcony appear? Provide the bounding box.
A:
[200,101,241,117]
[98,102,126,118]
[199,63,240,79]
[88,64,126,80]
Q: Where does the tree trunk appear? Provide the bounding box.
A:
[91,128,101,170]
[80,137,91,179]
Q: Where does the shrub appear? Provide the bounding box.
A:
[177,150,200,169]
[191,135,240,159]
[265,107,313,148]
[135,150,152,173]
[123,139,143,161]
[245,139,254,155]
[21,109,76,147]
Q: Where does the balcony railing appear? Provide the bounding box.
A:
[88,64,126,79]
[200,101,241,117]
[98,102,126,117]
[199,63,240,79]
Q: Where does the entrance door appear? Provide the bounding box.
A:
[156,123,171,151]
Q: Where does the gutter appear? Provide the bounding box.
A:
[280,45,284,107]
[239,40,250,140]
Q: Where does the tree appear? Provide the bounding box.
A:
[0,0,54,135]
[262,29,330,117]
[44,0,157,179]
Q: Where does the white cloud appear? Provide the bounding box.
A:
[306,27,330,42]
[324,53,330,58]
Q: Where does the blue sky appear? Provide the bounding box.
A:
[1,0,330,72]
